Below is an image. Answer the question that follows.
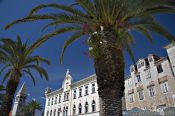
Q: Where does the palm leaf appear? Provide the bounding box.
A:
[60,31,84,63]
[29,3,85,17]
[2,70,11,83]
[24,65,48,81]
[5,15,59,30]
[23,69,36,86]
[25,26,81,56]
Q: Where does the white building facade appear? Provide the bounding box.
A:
[44,70,100,116]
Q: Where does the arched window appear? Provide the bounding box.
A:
[50,110,52,116]
[85,102,89,113]
[66,106,68,116]
[57,111,60,116]
[63,107,66,116]
[79,103,82,114]
[92,100,96,112]
[73,104,76,115]
[57,107,61,116]
[54,109,56,116]
[47,111,49,116]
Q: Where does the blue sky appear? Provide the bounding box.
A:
[0,0,175,114]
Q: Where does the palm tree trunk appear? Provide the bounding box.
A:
[0,70,20,116]
[32,109,35,116]
[93,29,125,116]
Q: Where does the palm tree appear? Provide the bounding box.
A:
[28,100,43,116]
[5,0,175,115]
[22,100,42,116]
[0,85,5,106]
[0,36,50,116]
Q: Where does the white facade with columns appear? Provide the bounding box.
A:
[44,70,100,116]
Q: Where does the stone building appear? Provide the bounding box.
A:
[125,44,175,113]
[44,70,100,116]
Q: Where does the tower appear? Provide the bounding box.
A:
[62,69,72,92]
[11,83,27,116]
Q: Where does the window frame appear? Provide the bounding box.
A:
[148,86,156,97]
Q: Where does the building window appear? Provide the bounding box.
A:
[66,82,69,89]
[54,109,56,116]
[63,107,68,116]
[48,98,50,106]
[55,96,57,104]
[128,79,132,86]
[92,83,95,93]
[146,70,151,79]
[157,64,163,73]
[148,86,156,97]
[73,89,76,99]
[50,110,52,116]
[64,92,69,101]
[66,106,68,116]
[85,85,89,95]
[92,100,96,112]
[67,92,69,101]
[131,67,134,72]
[85,102,89,113]
[59,95,61,103]
[79,87,82,97]
[57,111,60,116]
[63,107,66,116]
[141,62,144,67]
[57,108,61,116]
[79,103,82,114]
[51,97,54,105]
[129,94,134,103]
[136,75,141,83]
[64,93,66,101]
[160,82,169,93]
[47,111,49,116]
[149,58,153,62]
[138,63,141,69]
[138,90,144,100]
[73,105,76,115]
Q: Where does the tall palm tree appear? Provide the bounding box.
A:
[22,100,42,116]
[0,36,50,116]
[5,0,175,115]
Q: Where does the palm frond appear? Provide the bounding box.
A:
[24,65,48,81]
[133,26,155,43]
[29,3,85,17]
[76,0,96,18]
[0,64,10,75]
[2,70,11,83]
[60,31,84,63]
[145,6,175,14]
[26,26,81,56]
[5,15,59,30]
[23,69,36,86]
